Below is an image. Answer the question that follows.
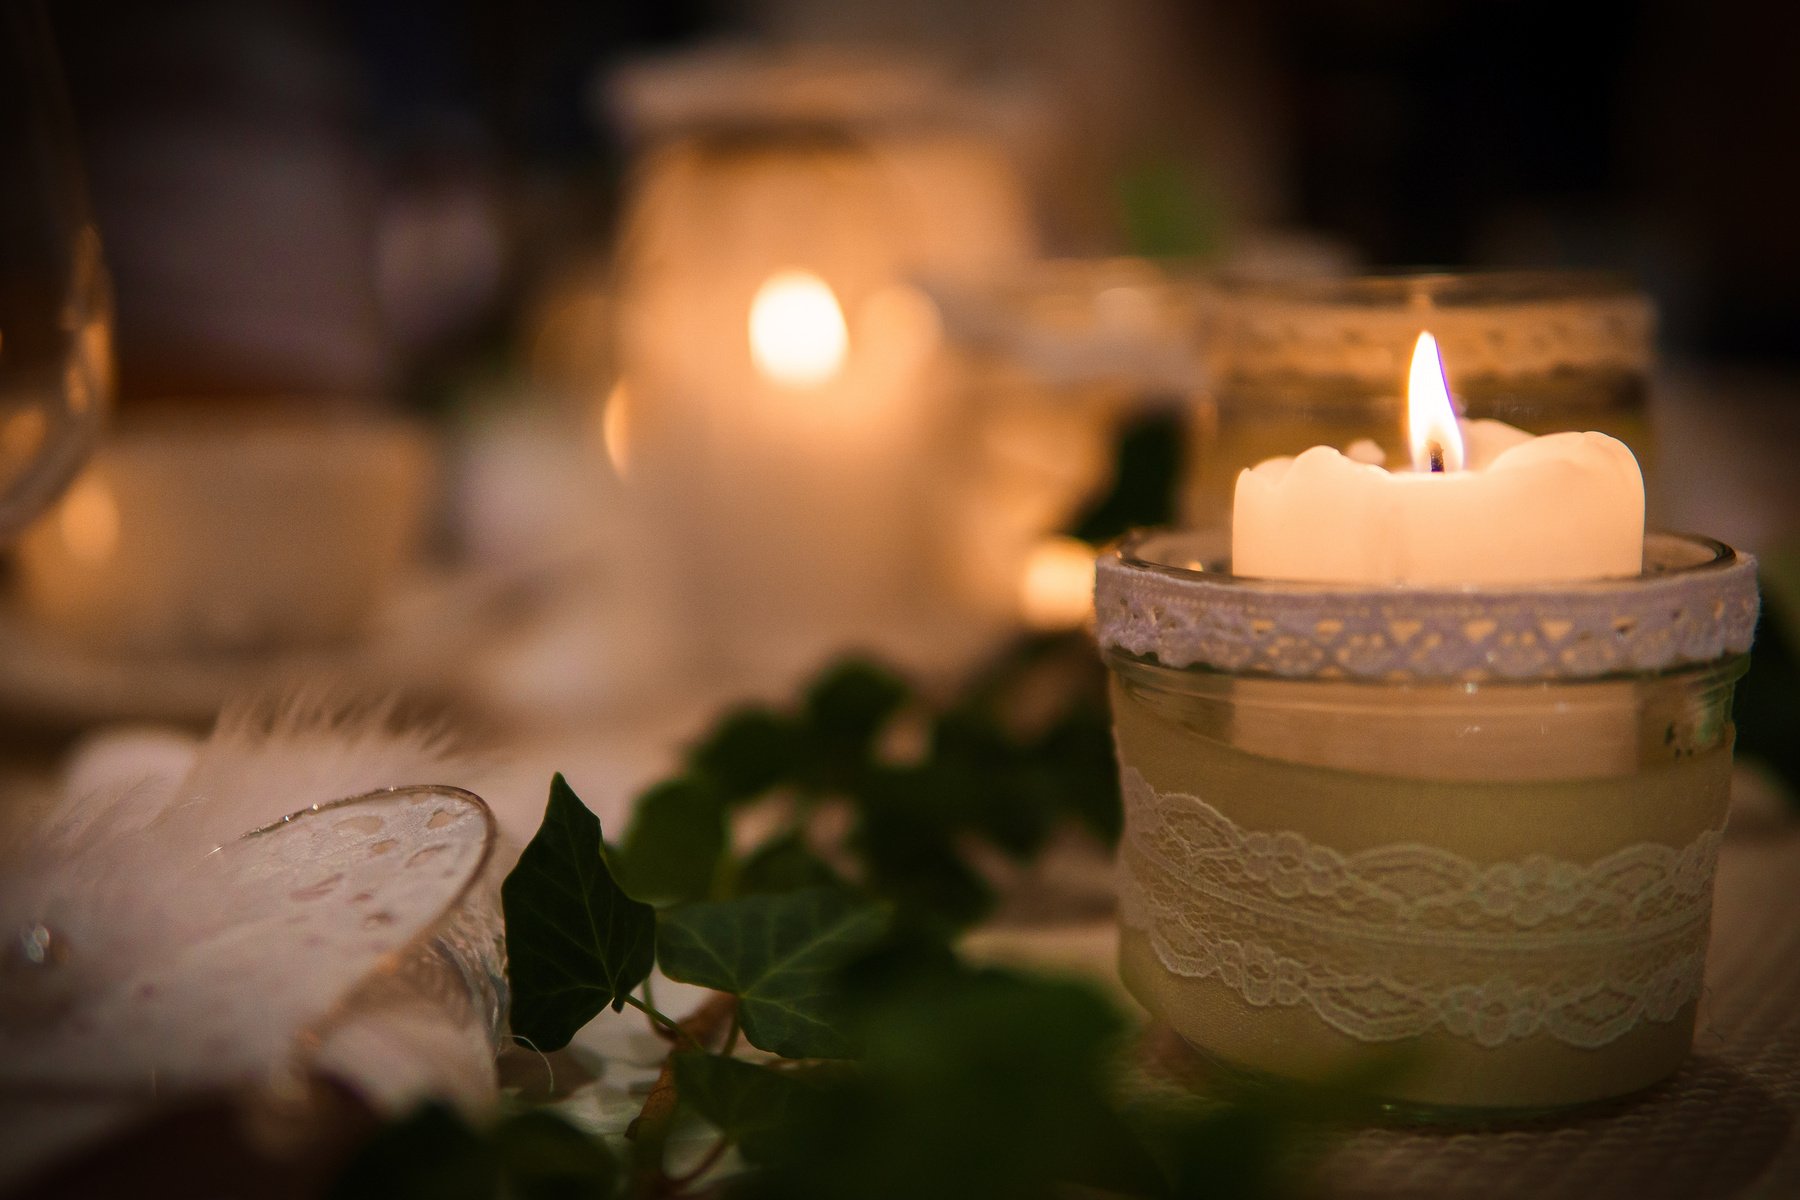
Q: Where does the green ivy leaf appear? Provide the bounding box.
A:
[853,771,995,930]
[925,714,1054,860]
[492,1110,619,1200]
[673,1053,823,1164]
[1116,157,1226,261]
[615,777,726,904]
[689,706,803,800]
[657,888,890,1058]
[503,774,657,1051]
[1066,410,1186,545]
[1736,559,1800,804]
[744,969,1153,1200]
[329,1103,496,1200]
[802,659,910,767]
[1127,1100,1290,1200]
[736,831,842,895]
[1034,706,1124,846]
[331,1105,619,1200]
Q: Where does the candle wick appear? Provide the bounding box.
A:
[1428,441,1446,473]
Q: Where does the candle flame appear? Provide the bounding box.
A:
[749,269,849,388]
[1407,331,1464,473]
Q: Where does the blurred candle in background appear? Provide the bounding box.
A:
[1189,272,1657,531]
[609,46,1034,677]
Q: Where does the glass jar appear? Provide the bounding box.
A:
[928,257,1208,625]
[1185,271,1654,527]
[1095,529,1759,1118]
[610,49,1033,675]
[0,0,111,541]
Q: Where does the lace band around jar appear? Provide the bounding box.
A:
[1208,272,1654,387]
[1117,768,1718,1049]
[1095,531,1760,683]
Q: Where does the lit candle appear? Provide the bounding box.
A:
[1105,332,1744,1114]
[609,52,1036,674]
[1231,332,1644,585]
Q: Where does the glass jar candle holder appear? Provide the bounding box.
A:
[1096,530,1759,1118]
[928,257,1208,626]
[1185,271,1655,528]
[610,48,1033,674]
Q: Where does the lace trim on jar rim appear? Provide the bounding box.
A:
[1095,530,1758,683]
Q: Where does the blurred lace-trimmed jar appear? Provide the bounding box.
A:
[924,234,1355,633]
[608,46,1035,676]
[1185,271,1656,527]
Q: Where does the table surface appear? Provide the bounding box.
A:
[4,365,1798,1194]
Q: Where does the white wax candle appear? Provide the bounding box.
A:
[1231,334,1645,585]
[1225,331,1648,773]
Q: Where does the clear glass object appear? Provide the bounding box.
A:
[1185,271,1653,527]
[0,1,110,540]
[0,784,503,1184]
[1096,529,1759,1119]
[928,258,1208,623]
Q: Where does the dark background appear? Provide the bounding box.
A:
[43,0,1800,402]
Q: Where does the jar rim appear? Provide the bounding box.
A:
[1214,267,1644,309]
[1095,529,1759,682]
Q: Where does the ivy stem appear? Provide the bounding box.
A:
[625,993,740,1194]
[667,1135,733,1194]
[721,1010,742,1055]
[622,993,691,1046]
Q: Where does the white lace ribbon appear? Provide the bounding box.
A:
[1118,768,1721,1048]
[1094,531,1759,683]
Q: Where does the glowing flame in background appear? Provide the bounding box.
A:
[1406,330,1465,473]
[748,270,850,388]
[1019,535,1097,631]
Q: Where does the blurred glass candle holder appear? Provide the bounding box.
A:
[14,408,434,654]
[928,258,1208,629]
[0,783,503,1184]
[1095,529,1759,1116]
[609,47,1033,672]
[1186,271,1655,528]
[0,0,112,541]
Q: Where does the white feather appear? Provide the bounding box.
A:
[0,690,506,1184]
